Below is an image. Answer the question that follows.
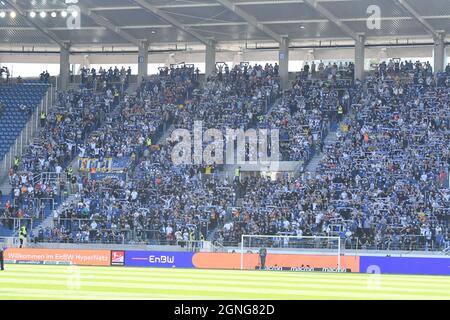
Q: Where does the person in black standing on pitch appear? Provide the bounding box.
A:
[0,246,5,271]
[259,247,267,270]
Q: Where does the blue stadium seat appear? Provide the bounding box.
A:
[0,82,50,163]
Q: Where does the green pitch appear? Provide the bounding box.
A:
[0,264,449,300]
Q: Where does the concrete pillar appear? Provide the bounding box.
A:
[279,36,289,90]
[59,43,70,91]
[205,39,216,77]
[433,32,446,73]
[138,40,149,84]
[354,34,365,81]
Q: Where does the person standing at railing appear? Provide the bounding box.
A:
[234,166,241,183]
[337,105,344,123]
[19,226,27,249]
[40,111,46,127]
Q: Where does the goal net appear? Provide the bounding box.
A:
[240,235,343,272]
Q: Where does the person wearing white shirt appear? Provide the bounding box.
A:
[166,225,173,236]
[315,212,324,224]
[78,146,86,157]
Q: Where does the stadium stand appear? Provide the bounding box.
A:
[1,61,445,252]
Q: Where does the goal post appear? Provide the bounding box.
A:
[240,235,342,272]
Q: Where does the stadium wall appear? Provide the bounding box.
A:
[4,248,449,275]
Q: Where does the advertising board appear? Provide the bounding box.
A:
[124,251,195,268]
[4,248,111,266]
[360,256,450,276]
[192,253,360,272]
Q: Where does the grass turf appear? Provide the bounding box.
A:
[0,264,449,300]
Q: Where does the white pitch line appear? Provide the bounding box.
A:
[5,266,450,285]
[2,271,449,292]
[0,277,448,300]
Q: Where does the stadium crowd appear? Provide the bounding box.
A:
[1,61,448,252]
[216,62,449,251]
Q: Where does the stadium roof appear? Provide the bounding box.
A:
[0,0,449,51]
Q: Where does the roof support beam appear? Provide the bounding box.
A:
[302,0,359,41]
[129,0,210,45]
[77,2,143,47]
[394,0,439,38]
[3,0,68,49]
[215,0,283,43]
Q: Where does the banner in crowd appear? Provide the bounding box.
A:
[78,157,113,172]
[78,157,132,172]
[111,157,133,169]
[90,172,127,182]
[360,256,450,276]
[123,251,195,268]
[4,248,111,266]
[192,253,360,273]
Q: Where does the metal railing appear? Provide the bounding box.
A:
[0,217,33,236]
[350,235,449,252]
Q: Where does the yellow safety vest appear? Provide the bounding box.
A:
[19,228,27,240]
[337,106,344,114]
[235,168,241,177]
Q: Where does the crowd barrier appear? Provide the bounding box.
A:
[4,248,449,275]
